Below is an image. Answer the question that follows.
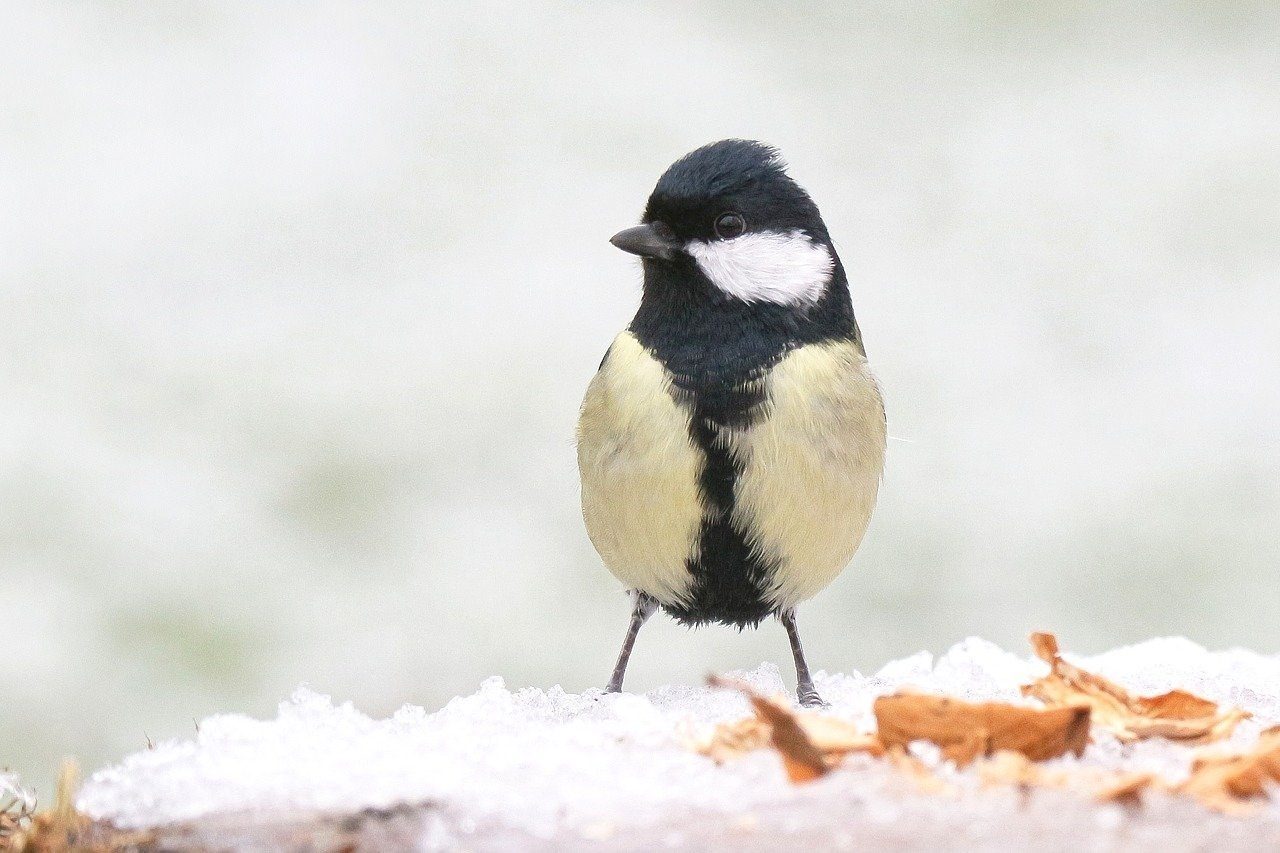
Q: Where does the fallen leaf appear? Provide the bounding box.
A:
[5,762,152,853]
[977,750,1157,806]
[693,715,773,764]
[1179,726,1280,815]
[0,781,33,845]
[6,761,87,853]
[792,714,886,760]
[1023,633,1249,744]
[874,692,1090,765]
[975,750,1044,789]
[743,687,828,782]
[1095,772,1157,807]
[703,677,881,782]
[885,747,955,795]
[701,647,1269,816]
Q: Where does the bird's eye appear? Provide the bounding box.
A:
[714,212,746,239]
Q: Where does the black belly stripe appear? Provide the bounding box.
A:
[663,380,778,628]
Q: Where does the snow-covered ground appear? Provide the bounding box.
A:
[78,637,1280,848]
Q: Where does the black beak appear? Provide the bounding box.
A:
[610,223,680,261]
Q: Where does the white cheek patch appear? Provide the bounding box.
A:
[685,230,834,306]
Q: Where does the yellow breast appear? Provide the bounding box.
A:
[725,339,887,609]
[576,332,702,606]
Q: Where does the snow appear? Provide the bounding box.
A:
[78,637,1280,838]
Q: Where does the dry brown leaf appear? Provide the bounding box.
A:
[0,789,33,846]
[1095,772,1158,806]
[743,687,829,783]
[976,750,1045,789]
[977,750,1158,806]
[793,714,886,760]
[0,817,23,847]
[694,715,774,764]
[703,677,881,782]
[6,761,86,853]
[3,761,151,853]
[702,647,1271,816]
[885,747,955,795]
[874,692,1090,766]
[1024,632,1249,744]
[1178,726,1280,815]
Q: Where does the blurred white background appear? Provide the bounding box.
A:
[3,2,1278,798]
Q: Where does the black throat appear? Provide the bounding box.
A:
[627,255,859,627]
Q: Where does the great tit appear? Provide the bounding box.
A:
[577,140,886,706]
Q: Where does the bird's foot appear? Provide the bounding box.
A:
[797,685,828,709]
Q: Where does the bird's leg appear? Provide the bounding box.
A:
[604,591,659,693]
[779,608,826,707]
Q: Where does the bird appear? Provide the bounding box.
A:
[576,139,886,706]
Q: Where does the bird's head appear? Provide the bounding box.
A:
[611,140,844,311]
